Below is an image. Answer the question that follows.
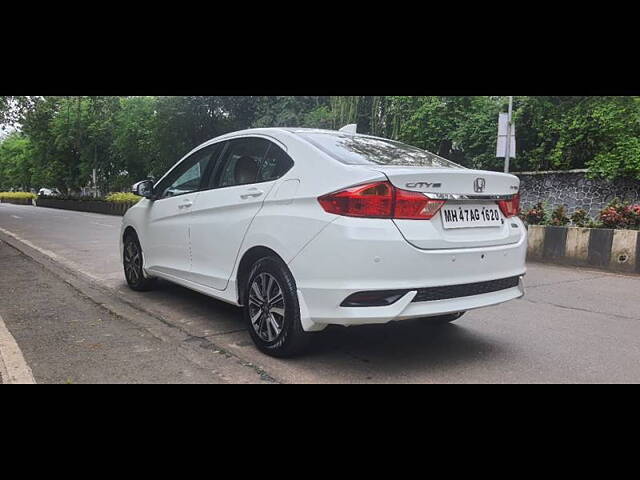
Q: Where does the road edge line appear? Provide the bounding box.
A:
[0,313,36,385]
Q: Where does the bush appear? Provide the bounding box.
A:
[0,191,36,200]
[105,192,141,204]
[570,209,590,227]
[522,202,546,225]
[598,199,640,230]
[550,205,570,226]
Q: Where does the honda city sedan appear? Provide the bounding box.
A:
[121,128,526,356]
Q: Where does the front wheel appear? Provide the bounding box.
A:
[244,257,311,357]
[123,234,156,291]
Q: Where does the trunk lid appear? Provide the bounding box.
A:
[369,166,523,250]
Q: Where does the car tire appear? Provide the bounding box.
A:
[425,311,466,324]
[244,256,311,357]
[123,233,156,292]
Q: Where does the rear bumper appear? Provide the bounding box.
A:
[289,217,527,328]
[317,278,524,326]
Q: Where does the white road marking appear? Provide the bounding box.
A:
[91,222,115,228]
[0,313,36,384]
[10,215,22,219]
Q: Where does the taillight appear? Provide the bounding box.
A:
[318,181,445,220]
[498,193,521,218]
[394,188,446,220]
[318,181,393,218]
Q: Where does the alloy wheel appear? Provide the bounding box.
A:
[248,273,286,342]
[124,240,142,285]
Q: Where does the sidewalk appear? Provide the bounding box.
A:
[0,240,271,384]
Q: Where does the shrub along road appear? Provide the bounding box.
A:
[1,203,640,383]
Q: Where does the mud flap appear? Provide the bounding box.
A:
[297,289,328,332]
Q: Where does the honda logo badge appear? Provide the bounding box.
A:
[474,178,486,193]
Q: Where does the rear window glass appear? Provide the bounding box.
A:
[298,132,463,168]
[258,144,294,182]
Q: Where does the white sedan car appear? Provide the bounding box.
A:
[121,128,526,357]
[38,187,61,197]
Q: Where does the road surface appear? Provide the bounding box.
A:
[1,203,640,383]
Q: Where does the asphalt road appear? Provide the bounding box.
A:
[2,203,640,383]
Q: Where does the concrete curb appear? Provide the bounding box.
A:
[527,225,640,274]
[0,313,36,384]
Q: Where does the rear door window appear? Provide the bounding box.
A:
[257,143,294,182]
[208,137,293,189]
[213,138,270,188]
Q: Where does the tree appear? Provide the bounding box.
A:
[381,96,502,169]
[252,96,332,128]
[6,95,639,193]
[0,132,35,190]
[514,96,640,178]
[111,96,159,188]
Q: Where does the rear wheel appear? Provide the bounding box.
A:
[244,257,311,357]
[123,233,156,291]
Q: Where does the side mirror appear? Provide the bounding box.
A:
[132,180,155,199]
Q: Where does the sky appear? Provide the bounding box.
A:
[0,124,17,140]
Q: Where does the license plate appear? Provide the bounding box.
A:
[441,204,503,229]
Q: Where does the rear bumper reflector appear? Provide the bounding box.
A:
[340,290,409,307]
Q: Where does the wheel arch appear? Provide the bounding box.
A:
[236,246,287,306]
[122,225,138,243]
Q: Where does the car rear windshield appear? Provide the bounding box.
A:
[297,132,463,168]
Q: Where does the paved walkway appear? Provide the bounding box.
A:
[0,240,271,384]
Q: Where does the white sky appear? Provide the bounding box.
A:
[0,124,17,140]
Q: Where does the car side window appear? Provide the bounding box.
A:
[156,144,220,199]
[211,138,271,189]
[257,144,294,182]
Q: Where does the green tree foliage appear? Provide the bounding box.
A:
[2,95,639,194]
[111,96,159,188]
[512,96,640,179]
[0,132,34,190]
[384,96,502,169]
[252,96,330,128]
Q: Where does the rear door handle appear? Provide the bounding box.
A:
[240,189,264,200]
[178,200,193,209]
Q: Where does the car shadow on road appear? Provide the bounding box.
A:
[116,278,510,380]
[301,319,511,379]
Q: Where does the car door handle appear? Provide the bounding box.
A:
[240,190,264,200]
[178,200,193,209]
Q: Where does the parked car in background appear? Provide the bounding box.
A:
[121,128,527,357]
[38,188,61,197]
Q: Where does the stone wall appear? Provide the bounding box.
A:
[515,169,639,217]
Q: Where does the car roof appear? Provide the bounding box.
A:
[215,127,390,143]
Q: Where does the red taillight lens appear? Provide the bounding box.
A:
[318,181,446,220]
[318,181,393,218]
[394,188,446,220]
[498,193,521,218]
